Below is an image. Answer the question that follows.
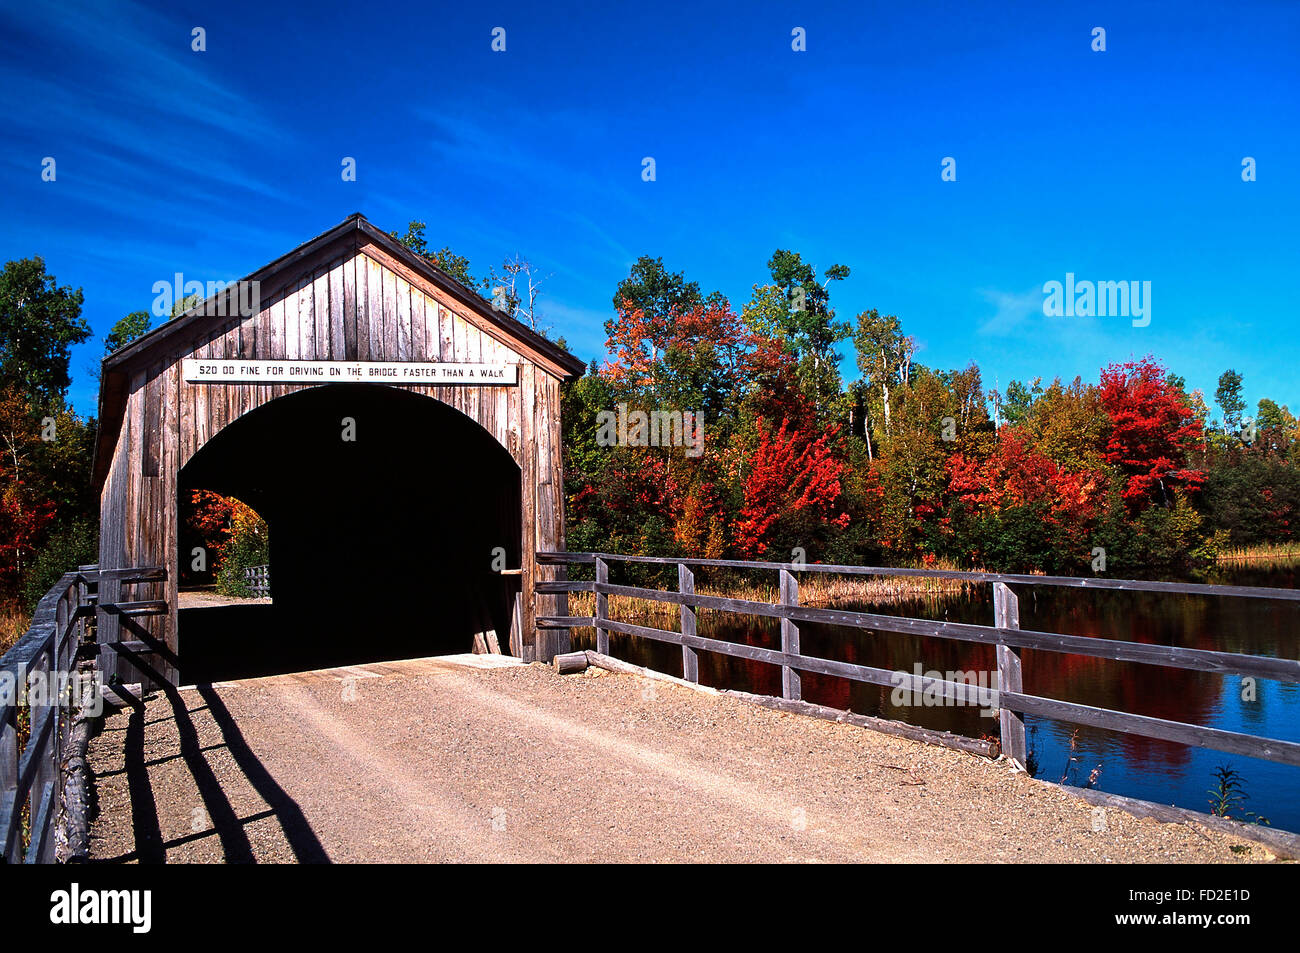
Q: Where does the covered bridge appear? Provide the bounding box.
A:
[93,213,585,684]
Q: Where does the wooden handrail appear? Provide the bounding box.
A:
[0,564,165,864]
[535,551,1300,601]
[534,552,1300,773]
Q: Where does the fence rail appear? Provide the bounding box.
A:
[535,552,1300,770]
[0,566,98,863]
[1,564,166,864]
[244,564,271,598]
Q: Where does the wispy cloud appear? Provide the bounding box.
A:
[976,286,1044,335]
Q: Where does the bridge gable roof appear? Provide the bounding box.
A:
[93,213,586,489]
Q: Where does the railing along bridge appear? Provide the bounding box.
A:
[535,553,1300,771]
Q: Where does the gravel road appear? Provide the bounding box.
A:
[85,656,1275,863]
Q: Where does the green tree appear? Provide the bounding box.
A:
[853,309,914,453]
[105,310,152,354]
[391,220,478,289]
[763,250,850,413]
[0,257,90,403]
[1001,378,1042,426]
[1215,369,1245,434]
[611,256,702,322]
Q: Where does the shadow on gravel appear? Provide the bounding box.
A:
[196,684,330,863]
[95,658,330,863]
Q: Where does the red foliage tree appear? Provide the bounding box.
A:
[735,419,849,557]
[1097,357,1204,509]
[947,428,1101,524]
[0,481,56,590]
[601,298,755,394]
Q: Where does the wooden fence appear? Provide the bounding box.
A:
[244,564,271,598]
[535,553,1300,770]
[0,564,165,864]
[0,567,98,863]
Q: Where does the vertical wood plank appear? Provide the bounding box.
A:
[335,254,351,358]
[367,257,383,359]
[395,275,410,360]
[594,557,610,657]
[440,304,454,368]
[258,283,272,363]
[780,569,801,701]
[342,256,357,360]
[295,277,312,360]
[410,288,425,361]
[355,254,370,361]
[314,267,331,360]
[382,268,398,359]
[519,363,537,659]
[269,291,285,361]
[994,582,1027,765]
[679,563,698,682]
[163,360,180,682]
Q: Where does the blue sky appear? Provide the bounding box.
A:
[2,0,1297,417]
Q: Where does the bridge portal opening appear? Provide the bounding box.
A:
[178,490,273,600]
[176,383,522,682]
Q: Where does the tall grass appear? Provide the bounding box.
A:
[1215,542,1300,566]
[0,604,29,656]
[567,561,978,626]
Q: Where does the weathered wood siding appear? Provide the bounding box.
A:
[98,234,570,681]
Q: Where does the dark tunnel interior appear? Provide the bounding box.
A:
[177,383,521,682]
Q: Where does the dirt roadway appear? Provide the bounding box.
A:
[85,656,1272,864]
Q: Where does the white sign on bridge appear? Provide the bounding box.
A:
[181,359,518,385]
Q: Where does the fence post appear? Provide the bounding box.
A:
[679,564,698,683]
[779,569,801,701]
[0,658,16,862]
[53,596,68,776]
[594,557,609,656]
[993,581,1027,766]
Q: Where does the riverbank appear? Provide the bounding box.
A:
[1215,543,1300,567]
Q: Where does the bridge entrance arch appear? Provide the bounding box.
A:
[92,214,584,686]
[176,384,522,681]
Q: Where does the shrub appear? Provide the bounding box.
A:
[22,517,97,612]
[214,507,269,597]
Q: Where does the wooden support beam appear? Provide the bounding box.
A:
[779,569,800,702]
[679,564,698,684]
[993,582,1027,767]
[594,556,609,656]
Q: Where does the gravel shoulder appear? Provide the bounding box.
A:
[85,657,1277,863]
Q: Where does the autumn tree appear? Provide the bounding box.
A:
[1098,357,1204,510]
[1021,376,1107,472]
[735,419,848,558]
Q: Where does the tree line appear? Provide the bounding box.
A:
[562,252,1297,579]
